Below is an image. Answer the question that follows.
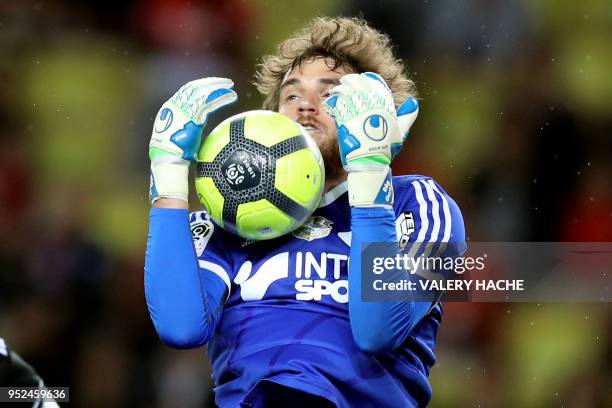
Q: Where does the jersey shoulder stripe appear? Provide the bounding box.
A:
[393,175,465,257]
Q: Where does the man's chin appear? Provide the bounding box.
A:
[308,128,325,141]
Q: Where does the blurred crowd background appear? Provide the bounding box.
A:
[0,0,610,406]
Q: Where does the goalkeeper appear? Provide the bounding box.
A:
[145,17,465,407]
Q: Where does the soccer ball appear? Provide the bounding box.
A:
[195,110,325,240]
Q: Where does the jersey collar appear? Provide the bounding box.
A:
[317,181,348,208]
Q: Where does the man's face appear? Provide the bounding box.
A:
[278,57,352,181]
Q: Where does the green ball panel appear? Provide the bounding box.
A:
[244,112,301,147]
[236,199,294,240]
[194,177,224,226]
[275,149,324,209]
[197,121,231,163]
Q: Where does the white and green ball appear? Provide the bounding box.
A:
[195,110,324,240]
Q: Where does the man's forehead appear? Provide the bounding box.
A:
[281,57,350,88]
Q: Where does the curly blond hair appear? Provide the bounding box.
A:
[254,16,416,111]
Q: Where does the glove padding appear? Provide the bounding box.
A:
[325,72,417,208]
[149,77,237,203]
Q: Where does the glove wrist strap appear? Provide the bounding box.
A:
[150,161,189,203]
[347,167,394,208]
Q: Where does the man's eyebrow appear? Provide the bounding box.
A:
[280,77,341,90]
[319,78,341,86]
[280,78,300,90]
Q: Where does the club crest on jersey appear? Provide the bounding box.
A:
[292,216,333,241]
[396,211,415,251]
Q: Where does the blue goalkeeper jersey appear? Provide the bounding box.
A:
[145,175,465,407]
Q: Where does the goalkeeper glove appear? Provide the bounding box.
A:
[325,72,418,208]
[149,77,237,203]
[394,96,419,159]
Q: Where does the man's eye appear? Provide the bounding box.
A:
[286,94,299,101]
[322,91,331,98]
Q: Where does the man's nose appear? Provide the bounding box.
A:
[298,95,320,116]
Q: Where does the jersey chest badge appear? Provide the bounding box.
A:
[292,216,333,241]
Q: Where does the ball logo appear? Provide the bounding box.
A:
[363,114,388,141]
[155,107,173,133]
[221,149,262,191]
[225,163,245,186]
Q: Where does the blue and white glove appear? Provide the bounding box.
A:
[149,77,237,203]
[394,96,419,159]
[324,72,418,208]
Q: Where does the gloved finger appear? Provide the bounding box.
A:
[195,89,238,123]
[189,78,235,105]
[361,73,394,106]
[324,92,355,122]
[178,78,235,106]
[330,83,369,116]
[341,72,392,102]
[341,74,394,114]
[333,86,384,114]
[328,83,355,98]
[397,96,419,116]
[171,78,235,115]
[323,94,342,119]
[362,72,391,93]
[397,97,419,137]
[187,77,235,92]
[338,73,370,93]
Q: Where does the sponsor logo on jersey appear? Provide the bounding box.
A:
[235,250,348,303]
[292,216,333,241]
[396,211,415,251]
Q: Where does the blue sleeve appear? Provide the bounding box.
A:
[349,177,466,353]
[144,208,227,349]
